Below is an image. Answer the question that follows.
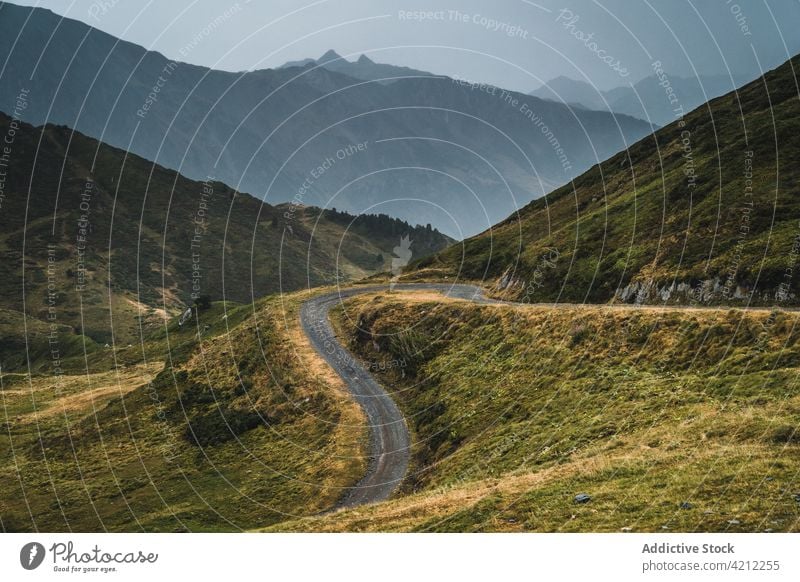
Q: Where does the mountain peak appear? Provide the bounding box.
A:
[357,54,374,65]
[549,75,583,83]
[318,49,344,64]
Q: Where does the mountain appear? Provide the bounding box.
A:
[533,72,754,125]
[0,3,654,237]
[529,76,607,111]
[282,49,437,84]
[280,57,316,68]
[415,54,800,306]
[0,112,451,357]
[608,72,755,125]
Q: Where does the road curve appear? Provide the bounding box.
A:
[300,283,494,508]
[301,281,791,508]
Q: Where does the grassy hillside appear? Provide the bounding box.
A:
[0,291,367,532]
[0,112,453,531]
[272,291,800,532]
[0,113,450,359]
[415,55,800,306]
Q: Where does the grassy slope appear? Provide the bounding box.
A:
[269,292,800,532]
[0,112,451,353]
[0,104,452,532]
[415,55,800,305]
[0,291,367,532]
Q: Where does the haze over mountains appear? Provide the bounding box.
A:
[0,3,654,237]
[531,71,754,126]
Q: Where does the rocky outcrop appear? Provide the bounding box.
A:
[614,278,795,305]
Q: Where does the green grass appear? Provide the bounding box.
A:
[0,111,451,353]
[273,292,800,532]
[0,292,367,532]
[413,55,800,307]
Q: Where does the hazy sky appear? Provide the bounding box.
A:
[8,0,800,92]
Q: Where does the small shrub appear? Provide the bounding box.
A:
[185,406,264,447]
[771,425,799,445]
[570,324,589,345]
[194,295,212,311]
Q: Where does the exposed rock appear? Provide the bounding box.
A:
[574,493,591,504]
[615,277,797,306]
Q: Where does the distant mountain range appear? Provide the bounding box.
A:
[0,3,654,237]
[531,72,754,126]
[422,54,800,306]
[280,49,435,84]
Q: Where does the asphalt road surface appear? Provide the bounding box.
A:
[300,283,494,508]
[301,280,797,509]
[301,279,800,509]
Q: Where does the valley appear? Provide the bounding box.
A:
[0,1,798,541]
[0,3,654,236]
[8,280,798,533]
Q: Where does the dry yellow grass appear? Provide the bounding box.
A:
[4,362,162,425]
[266,437,798,533]
[262,293,800,532]
[281,294,370,482]
[266,446,634,532]
[0,291,373,531]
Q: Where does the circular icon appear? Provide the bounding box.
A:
[20,542,46,570]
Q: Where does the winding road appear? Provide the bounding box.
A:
[301,281,792,509]
[300,283,495,507]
